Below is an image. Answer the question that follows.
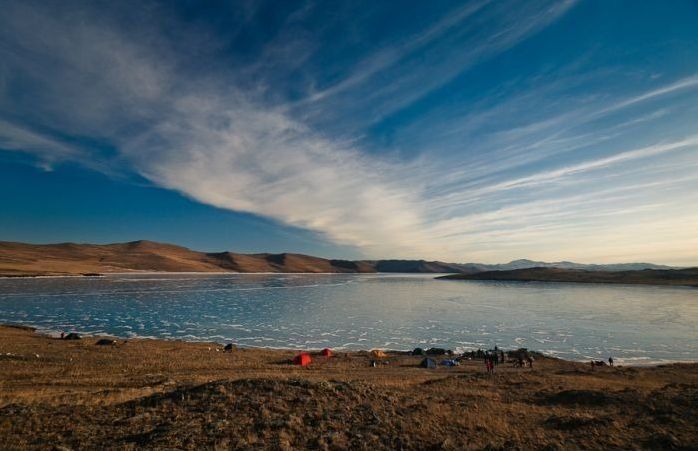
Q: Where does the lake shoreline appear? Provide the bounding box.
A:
[6,321,693,368]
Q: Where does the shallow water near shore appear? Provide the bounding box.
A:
[0,273,696,365]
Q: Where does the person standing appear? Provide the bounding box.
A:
[608,356,614,367]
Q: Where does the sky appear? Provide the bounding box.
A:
[1,0,697,265]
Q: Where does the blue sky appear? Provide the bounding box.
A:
[1,0,697,264]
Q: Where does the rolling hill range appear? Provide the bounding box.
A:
[437,267,698,287]
[0,240,679,276]
[0,241,376,276]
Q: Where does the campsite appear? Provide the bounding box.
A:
[0,325,696,449]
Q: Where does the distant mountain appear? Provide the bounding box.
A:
[367,259,473,274]
[0,240,679,276]
[478,259,674,272]
[359,258,674,274]
[437,267,698,287]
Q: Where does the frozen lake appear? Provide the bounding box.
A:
[0,273,696,365]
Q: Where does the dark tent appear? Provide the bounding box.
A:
[420,358,437,369]
[412,347,425,356]
[293,353,312,366]
[320,348,333,357]
[64,333,81,340]
[224,343,235,352]
[95,338,116,346]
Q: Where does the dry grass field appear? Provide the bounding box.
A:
[0,325,696,450]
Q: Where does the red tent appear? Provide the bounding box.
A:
[320,348,333,357]
[293,352,312,366]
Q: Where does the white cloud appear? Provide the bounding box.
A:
[0,121,77,157]
[298,0,491,104]
[463,137,698,197]
[600,75,698,115]
[121,93,434,256]
[302,0,580,127]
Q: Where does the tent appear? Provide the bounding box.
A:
[440,359,458,367]
[320,348,333,357]
[371,350,388,359]
[293,353,312,366]
[420,358,437,369]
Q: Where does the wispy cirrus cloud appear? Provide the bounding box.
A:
[294,0,580,130]
[429,136,698,208]
[0,120,82,168]
[297,0,492,105]
[121,93,433,256]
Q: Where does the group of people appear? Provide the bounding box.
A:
[483,347,505,373]
[468,347,616,373]
[590,356,614,370]
[460,346,537,373]
[461,348,505,361]
[478,346,535,373]
[513,354,534,369]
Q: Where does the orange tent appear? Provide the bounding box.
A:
[371,349,388,359]
[293,352,312,366]
[320,348,333,357]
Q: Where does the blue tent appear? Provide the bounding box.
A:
[420,357,437,369]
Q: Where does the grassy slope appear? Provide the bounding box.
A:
[0,240,377,276]
[438,267,698,287]
[0,326,695,449]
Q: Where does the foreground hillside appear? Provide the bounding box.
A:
[0,325,696,450]
[438,267,698,287]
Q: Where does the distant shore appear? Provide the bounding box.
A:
[438,266,698,288]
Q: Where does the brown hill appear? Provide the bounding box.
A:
[0,240,376,276]
[438,267,698,287]
[0,240,468,276]
[207,251,375,273]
